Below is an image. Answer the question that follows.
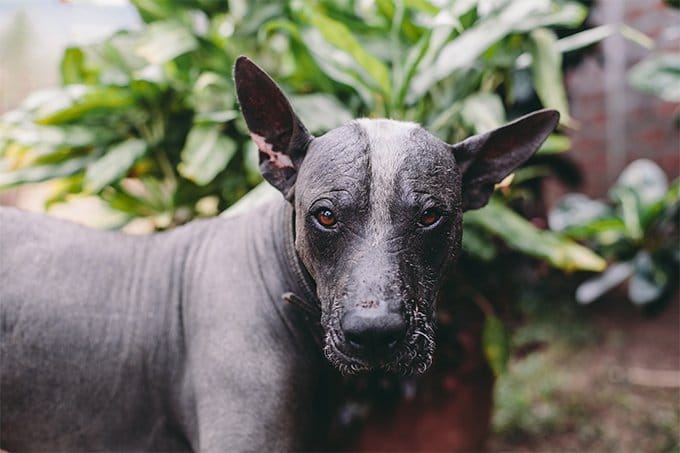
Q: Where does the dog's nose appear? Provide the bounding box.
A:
[341,311,406,357]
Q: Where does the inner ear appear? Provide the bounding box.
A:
[451,109,560,211]
[234,56,313,197]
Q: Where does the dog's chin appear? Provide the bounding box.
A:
[322,322,436,376]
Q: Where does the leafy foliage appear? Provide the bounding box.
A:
[627,2,679,105]
[549,159,679,306]
[628,53,680,103]
[0,0,606,269]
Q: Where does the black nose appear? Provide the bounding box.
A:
[341,311,407,357]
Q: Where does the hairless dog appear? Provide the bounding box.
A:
[0,57,558,451]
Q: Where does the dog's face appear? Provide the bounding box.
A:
[234,57,559,375]
[294,122,460,374]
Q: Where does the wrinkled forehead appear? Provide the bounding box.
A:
[297,119,458,205]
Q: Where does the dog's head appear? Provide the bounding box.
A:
[234,57,558,375]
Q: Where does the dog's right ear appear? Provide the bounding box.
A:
[234,56,313,198]
[451,109,559,211]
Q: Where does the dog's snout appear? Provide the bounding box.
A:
[341,310,406,357]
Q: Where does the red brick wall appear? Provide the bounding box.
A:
[564,0,679,196]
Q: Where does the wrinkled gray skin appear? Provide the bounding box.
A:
[1,202,323,451]
[295,120,461,376]
[0,57,558,451]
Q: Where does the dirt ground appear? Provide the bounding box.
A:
[489,295,680,452]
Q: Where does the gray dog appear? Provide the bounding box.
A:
[0,57,558,451]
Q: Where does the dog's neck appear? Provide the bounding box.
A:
[274,200,323,344]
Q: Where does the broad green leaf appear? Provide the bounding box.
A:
[462,225,497,261]
[222,181,280,219]
[615,159,668,208]
[45,173,85,209]
[557,217,627,245]
[194,111,239,124]
[483,315,510,377]
[136,176,175,212]
[242,142,262,186]
[35,86,135,125]
[2,124,99,149]
[0,156,92,188]
[298,28,375,107]
[553,24,653,73]
[549,192,627,246]
[135,21,198,65]
[610,159,669,237]
[408,0,547,102]
[537,134,571,154]
[510,165,552,184]
[664,179,680,207]
[555,24,616,54]
[548,193,613,232]
[61,47,88,85]
[611,187,643,240]
[404,0,438,15]
[529,28,571,125]
[498,24,651,70]
[102,185,162,217]
[289,94,353,134]
[395,28,432,107]
[85,139,148,193]
[415,22,458,72]
[514,1,587,31]
[619,24,655,49]
[374,0,421,42]
[465,198,607,272]
[191,72,234,114]
[575,262,633,304]
[178,125,236,186]
[427,100,463,133]
[130,0,177,23]
[459,92,506,133]
[628,251,668,305]
[98,31,150,84]
[305,10,391,97]
[628,53,680,102]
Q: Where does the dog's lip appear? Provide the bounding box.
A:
[327,329,406,369]
[346,338,400,351]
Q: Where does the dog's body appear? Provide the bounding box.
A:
[1,201,325,451]
[1,57,558,451]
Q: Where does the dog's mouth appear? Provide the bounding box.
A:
[321,299,436,376]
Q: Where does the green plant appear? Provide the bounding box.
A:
[628,53,680,104]
[0,1,290,228]
[627,1,680,106]
[1,0,602,271]
[549,159,679,306]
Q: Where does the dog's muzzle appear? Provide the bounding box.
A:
[322,297,436,375]
[341,310,407,359]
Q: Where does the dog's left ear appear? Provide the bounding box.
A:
[234,56,313,198]
[451,109,560,211]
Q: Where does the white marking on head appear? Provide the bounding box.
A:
[250,132,294,169]
[356,119,418,241]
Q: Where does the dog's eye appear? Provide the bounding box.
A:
[419,208,441,227]
[315,208,337,228]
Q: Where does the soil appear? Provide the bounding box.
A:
[491,294,680,451]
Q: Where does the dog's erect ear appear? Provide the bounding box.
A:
[234,56,313,197]
[451,109,560,211]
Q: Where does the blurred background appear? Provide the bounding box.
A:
[0,0,678,450]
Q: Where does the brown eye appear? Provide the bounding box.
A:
[315,209,337,228]
[419,208,441,227]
